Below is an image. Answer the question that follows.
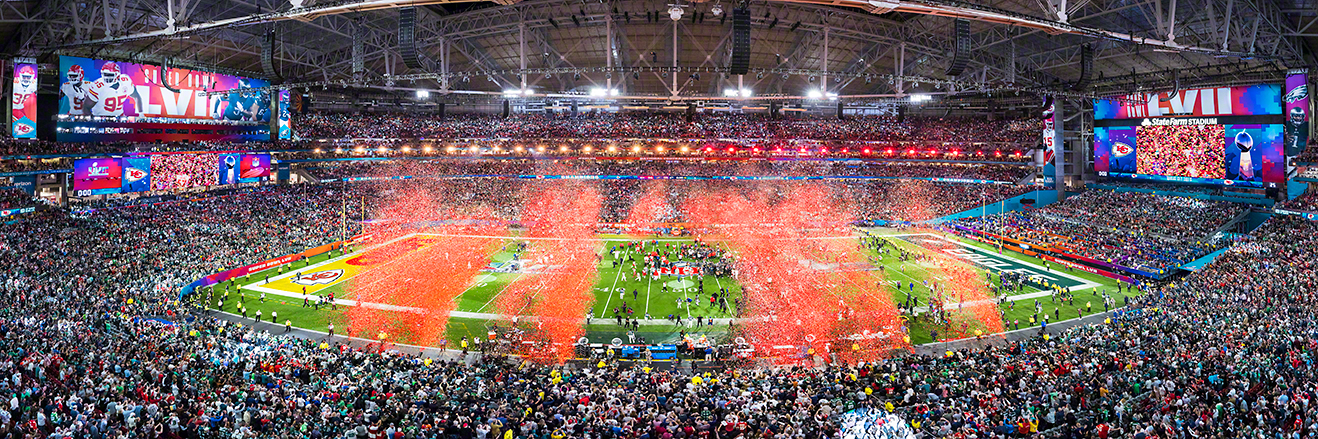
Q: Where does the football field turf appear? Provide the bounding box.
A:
[201,228,1133,347]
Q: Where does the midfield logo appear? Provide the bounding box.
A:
[292,269,344,285]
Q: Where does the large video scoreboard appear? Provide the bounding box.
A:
[51,56,289,142]
[1092,73,1309,189]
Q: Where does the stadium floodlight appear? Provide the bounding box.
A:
[826,92,838,100]
[740,88,753,97]
[711,3,723,16]
[590,88,608,97]
[724,88,739,97]
[503,89,521,98]
[807,89,824,100]
[609,88,619,96]
[416,90,430,99]
[669,5,684,20]
[523,89,534,96]
[910,94,932,103]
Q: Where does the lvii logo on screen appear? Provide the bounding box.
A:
[1140,118,1219,127]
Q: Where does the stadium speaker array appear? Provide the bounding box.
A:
[686,103,697,122]
[352,24,365,76]
[1072,43,1093,90]
[502,100,511,118]
[261,28,282,81]
[398,7,424,70]
[437,103,445,119]
[729,8,751,75]
[837,101,845,120]
[159,58,180,93]
[897,105,907,123]
[770,102,780,119]
[943,19,970,77]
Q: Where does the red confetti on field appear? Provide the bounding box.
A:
[346,183,502,347]
[496,182,602,363]
[683,182,907,364]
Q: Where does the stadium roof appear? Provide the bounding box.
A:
[7,0,1315,103]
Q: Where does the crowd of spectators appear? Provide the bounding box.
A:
[293,113,1044,145]
[0,139,289,158]
[953,190,1243,273]
[0,175,1315,439]
[0,188,38,211]
[301,159,1035,183]
[1279,187,1318,211]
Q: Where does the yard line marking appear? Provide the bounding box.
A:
[475,272,524,313]
[597,260,625,318]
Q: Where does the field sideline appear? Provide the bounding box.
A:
[196,228,1131,347]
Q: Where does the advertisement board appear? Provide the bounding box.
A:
[1285,71,1310,156]
[277,90,292,140]
[121,157,152,193]
[73,158,123,195]
[11,59,37,138]
[239,154,272,183]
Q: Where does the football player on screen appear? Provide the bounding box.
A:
[84,62,142,117]
[214,79,260,121]
[11,65,37,136]
[59,65,89,115]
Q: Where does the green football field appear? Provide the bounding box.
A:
[193,228,1135,348]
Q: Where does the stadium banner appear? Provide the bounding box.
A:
[1094,84,1283,119]
[178,238,355,299]
[0,206,35,218]
[1037,254,1140,285]
[950,224,1161,278]
[1284,70,1310,157]
[11,58,37,138]
[57,55,271,121]
[150,153,218,191]
[72,158,123,196]
[238,154,272,183]
[217,153,242,185]
[121,156,151,193]
[276,90,292,140]
[10,175,35,195]
[1275,208,1318,221]
[1040,96,1058,189]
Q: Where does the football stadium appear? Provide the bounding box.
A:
[4,0,1318,437]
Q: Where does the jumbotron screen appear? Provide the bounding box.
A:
[1093,84,1287,188]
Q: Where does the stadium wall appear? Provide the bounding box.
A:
[1089,183,1275,207]
[928,188,1062,223]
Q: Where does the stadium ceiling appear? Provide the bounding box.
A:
[8,0,1315,101]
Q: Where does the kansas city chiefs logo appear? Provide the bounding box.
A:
[293,269,344,285]
[124,168,147,183]
[1112,142,1134,157]
[1285,85,1309,103]
[13,124,32,135]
